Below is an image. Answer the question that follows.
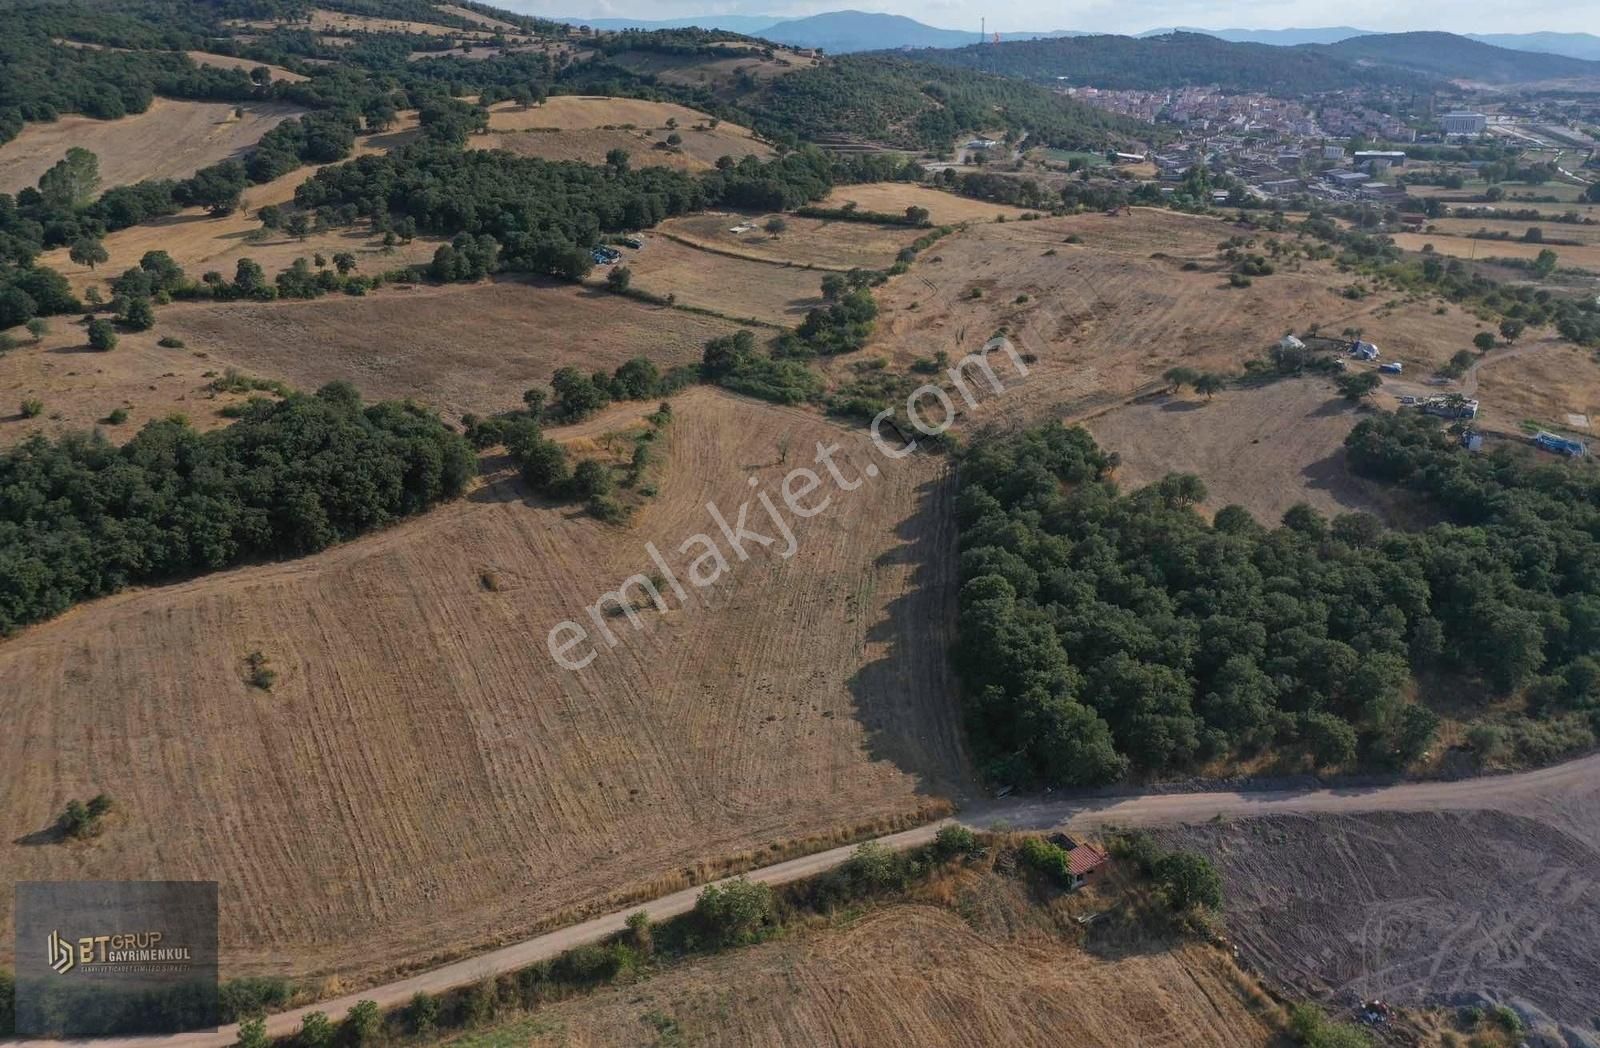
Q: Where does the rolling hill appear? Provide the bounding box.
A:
[1314,31,1600,82]
[908,31,1437,94]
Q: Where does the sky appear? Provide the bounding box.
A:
[509,0,1598,35]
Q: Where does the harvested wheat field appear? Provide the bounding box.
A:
[232,9,496,38]
[659,212,924,271]
[0,99,307,195]
[1391,231,1600,271]
[0,386,968,983]
[1160,809,1600,1041]
[37,116,423,296]
[446,904,1276,1047]
[1424,216,1600,246]
[0,324,263,445]
[1087,379,1406,525]
[606,46,819,90]
[819,182,1033,224]
[157,281,744,420]
[476,98,771,172]
[595,237,824,325]
[856,211,1501,432]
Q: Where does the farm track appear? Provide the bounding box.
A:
[19,750,1599,1048]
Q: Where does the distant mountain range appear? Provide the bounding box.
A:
[552,10,1600,62]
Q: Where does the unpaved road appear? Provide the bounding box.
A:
[17,751,1600,1048]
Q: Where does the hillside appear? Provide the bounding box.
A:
[908,31,1436,93]
[1315,30,1600,83]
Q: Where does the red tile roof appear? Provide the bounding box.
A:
[1067,842,1109,877]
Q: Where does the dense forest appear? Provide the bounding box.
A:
[912,31,1436,94]
[0,384,474,633]
[955,417,1600,787]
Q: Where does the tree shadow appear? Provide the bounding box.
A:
[844,466,979,804]
[13,822,66,847]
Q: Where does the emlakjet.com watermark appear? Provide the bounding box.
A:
[546,337,1028,671]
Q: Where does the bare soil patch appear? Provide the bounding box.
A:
[1469,337,1600,435]
[594,237,824,326]
[0,387,968,985]
[0,99,307,195]
[155,280,744,421]
[1160,811,1600,1040]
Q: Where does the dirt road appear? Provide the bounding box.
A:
[18,750,1598,1048]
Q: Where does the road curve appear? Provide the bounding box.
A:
[17,750,1599,1048]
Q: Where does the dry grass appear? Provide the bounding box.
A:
[0,387,968,985]
[1423,216,1600,246]
[450,899,1276,1047]
[154,280,744,422]
[231,9,499,38]
[659,212,924,271]
[0,324,261,446]
[818,182,1034,224]
[35,115,422,297]
[1470,337,1600,436]
[472,97,771,172]
[605,46,819,91]
[594,237,824,326]
[0,99,307,195]
[1086,379,1407,526]
[860,209,1505,419]
[1392,231,1600,270]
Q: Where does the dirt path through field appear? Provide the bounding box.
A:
[26,751,1597,1048]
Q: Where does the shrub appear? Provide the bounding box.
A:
[102,407,129,425]
[341,1000,380,1048]
[933,825,981,859]
[235,1017,268,1048]
[1153,851,1222,912]
[695,877,775,947]
[244,651,276,691]
[19,398,43,418]
[1017,836,1069,882]
[406,992,438,1036]
[220,976,292,1022]
[624,911,653,958]
[157,336,185,348]
[297,1011,334,1048]
[1288,1003,1372,1047]
[552,943,621,985]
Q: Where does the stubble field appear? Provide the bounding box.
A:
[0,99,308,195]
[595,237,826,326]
[154,281,744,421]
[0,387,969,984]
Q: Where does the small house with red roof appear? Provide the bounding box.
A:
[1066,841,1109,890]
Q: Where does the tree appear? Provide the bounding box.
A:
[764,216,788,238]
[118,296,155,331]
[1473,331,1496,352]
[88,318,118,351]
[606,265,632,292]
[25,318,48,342]
[332,252,357,276]
[1498,318,1524,343]
[1532,248,1558,278]
[1153,851,1222,911]
[665,132,683,147]
[1336,371,1381,401]
[70,237,109,271]
[694,877,774,946]
[904,205,930,225]
[605,147,629,172]
[1193,373,1225,400]
[284,213,311,241]
[1162,366,1198,392]
[38,147,100,208]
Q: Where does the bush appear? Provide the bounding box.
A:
[552,943,621,985]
[406,992,438,1036]
[1288,1003,1373,1047]
[220,976,292,1023]
[235,1016,268,1048]
[157,335,185,348]
[102,407,129,425]
[695,877,775,947]
[341,1000,380,1048]
[19,398,43,418]
[933,825,981,859]
[1153,851,1222,912]
[1017,836,1069,882]
[297,1011,334,1048]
